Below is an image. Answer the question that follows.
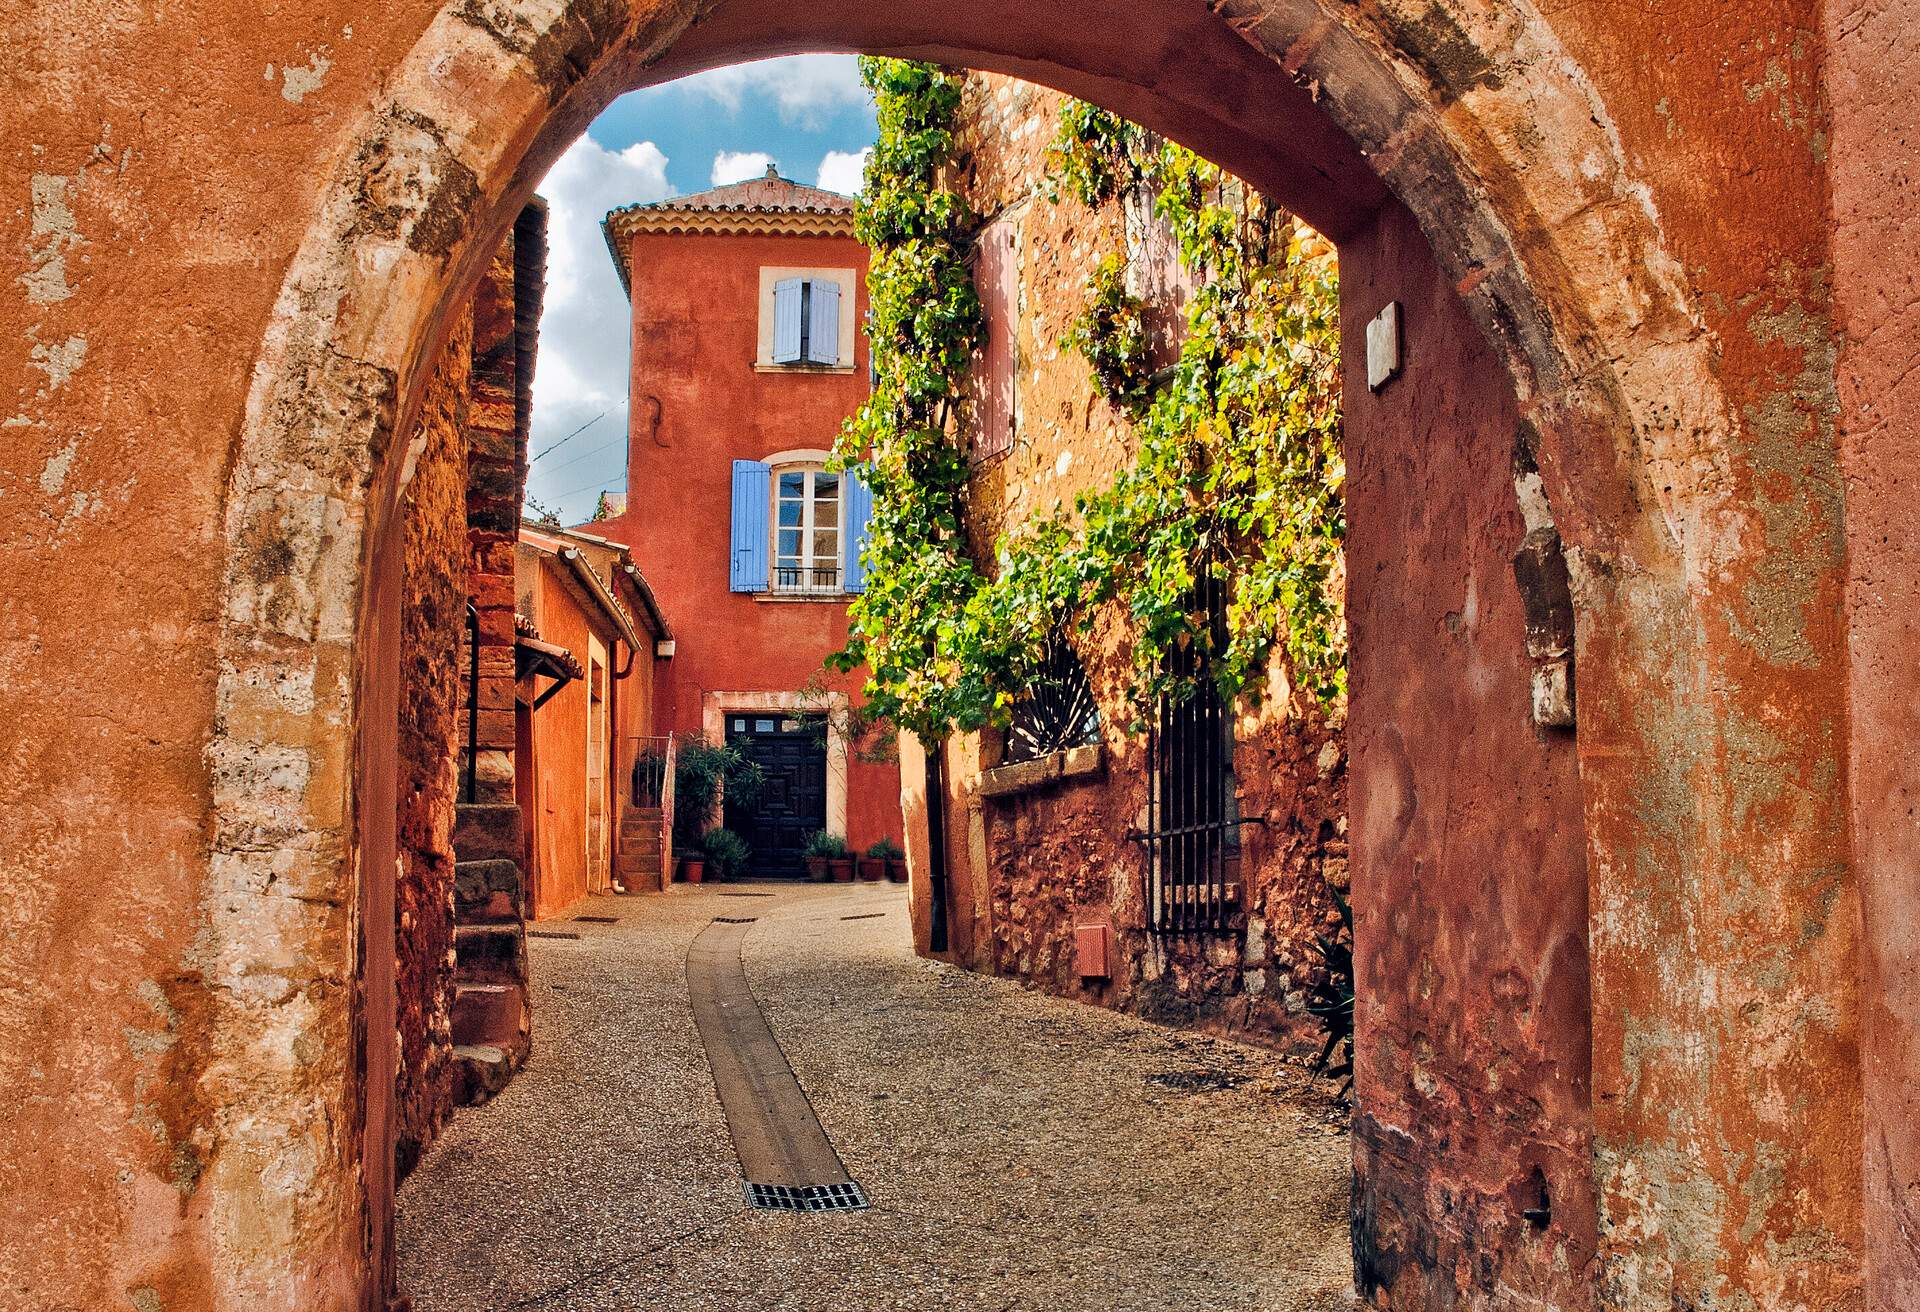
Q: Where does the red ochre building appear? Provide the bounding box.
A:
[514,523,673,915]
[590,167,903,878]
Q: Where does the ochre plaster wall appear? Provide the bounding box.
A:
[594,227,902,854]
[515,545,657,921]
[1342,199,1594,1308]
[520,555,601,919]
[1829,4,1920,1305]
[0,1,1900,1308]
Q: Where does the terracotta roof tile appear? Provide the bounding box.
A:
[600,166,860,294]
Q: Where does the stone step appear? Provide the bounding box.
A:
[618,858,663,894]
[454,859,520,921]
[453,1042,519,1106]
[453,803,521,864]
[451,982,526,1048]
[453,922,522,975]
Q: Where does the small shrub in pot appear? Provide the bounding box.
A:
[802,830,848,883]
[700,827,751,882]
[867,837,907,883]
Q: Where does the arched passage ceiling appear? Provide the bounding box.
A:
[643,0,1391,240]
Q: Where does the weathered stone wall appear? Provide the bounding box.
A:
[392,305,473,1182]
[928,74,1348,1057]
[463,236,527,806]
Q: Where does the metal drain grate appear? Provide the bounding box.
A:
[713,916,759,924]
[743,1181,870,1213]
[720,892,775,898]
[841,912,885,921]
[574,915,619,924]
[528,930,581,940]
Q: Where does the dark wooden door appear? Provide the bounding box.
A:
[724,714,828,879]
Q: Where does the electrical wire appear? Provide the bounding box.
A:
[530,410,608,463]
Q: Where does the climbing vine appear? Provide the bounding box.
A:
[1051,110,1346,706]
[830,58,990,739]
[835,65,1344,739]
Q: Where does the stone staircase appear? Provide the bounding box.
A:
[617,806,666,893]
[450,802,529,1103]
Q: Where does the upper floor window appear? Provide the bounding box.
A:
[774,467,843,594]
[728,457,873,599]
[758,268,856,370]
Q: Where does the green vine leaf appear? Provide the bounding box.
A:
[837,70,1346,738]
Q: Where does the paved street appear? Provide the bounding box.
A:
[396,882,1353,1311]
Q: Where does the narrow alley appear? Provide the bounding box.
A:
[396,883,1352,1311]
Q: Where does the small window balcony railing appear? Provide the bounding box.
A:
[773,565,843,595]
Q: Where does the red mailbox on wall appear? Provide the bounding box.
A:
[1074,922,1112,980]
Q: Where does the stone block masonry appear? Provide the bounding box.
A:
[393,293,474,1183]
[922,74,1349,1059]
[396,203,545,1193]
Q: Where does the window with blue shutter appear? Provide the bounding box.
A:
[729,460,771,592]
[771,279,804,364]
[806,280,841,365]
[843,466,874,594]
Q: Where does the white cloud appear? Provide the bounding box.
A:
[711,150,775,187]
[816,147,870,197]
[675,54,866,130]
[525,135,674,519]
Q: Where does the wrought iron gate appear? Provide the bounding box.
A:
[1142,575,1239,933]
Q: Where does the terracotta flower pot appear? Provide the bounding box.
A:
[806,856,832,883]
[680,855,706,885]
[885,858,908,884]
[858,857,886,882]
[829,857,855,883]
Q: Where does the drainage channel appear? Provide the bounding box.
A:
[686,916,870,1214]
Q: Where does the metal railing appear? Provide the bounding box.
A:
[773,565,842,594]
[463,600,480,804]
[631,735,673,808]
[626,733,677,889]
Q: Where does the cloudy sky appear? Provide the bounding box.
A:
[524,55,878,523]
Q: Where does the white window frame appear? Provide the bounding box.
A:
[770,462,844,595]
[757,266,858,373]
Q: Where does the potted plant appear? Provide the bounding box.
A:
[829,847,856,883]
[803,830,847,883]
[701,827,751,882]
[867,836,907,883]
[679,847,707,884]
[671,735,765,852]
[857,840,888,882]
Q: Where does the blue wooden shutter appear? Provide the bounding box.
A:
[729,460,771,592]
[807,280,841,365]
[772,279,803,364]
[843,466,873,594]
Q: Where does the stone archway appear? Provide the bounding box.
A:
[5,2,1859,1310]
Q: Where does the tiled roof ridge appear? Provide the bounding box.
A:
[607,166,855,221]
[600,166,861,295]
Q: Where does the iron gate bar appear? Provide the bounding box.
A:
[1142,563,1239,934]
